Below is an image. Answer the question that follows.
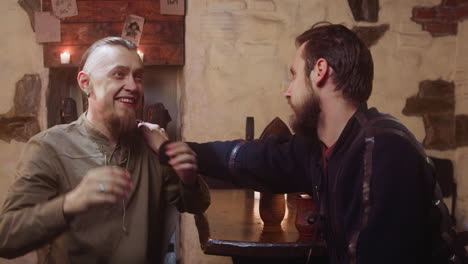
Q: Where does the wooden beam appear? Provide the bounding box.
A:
[43,43,184,68]
[42,0,183,23]
[41,0,185,66]
[139,43,184,65]
[45,21,184,45]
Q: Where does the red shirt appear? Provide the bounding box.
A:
[322,144,334,171]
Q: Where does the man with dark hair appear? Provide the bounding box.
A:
[145,23,443,263]
[0,37,210,263]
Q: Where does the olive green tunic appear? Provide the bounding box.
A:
[0,114,210,263]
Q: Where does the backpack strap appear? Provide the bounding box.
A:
[348,133,375,264]
[348,113,430,263]
[348,112,463,264]
[348,112,378,264]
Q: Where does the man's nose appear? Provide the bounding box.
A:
[125,76,140,92]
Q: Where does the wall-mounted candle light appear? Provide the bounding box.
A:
[254,191,260,200]
[137,49,144,61]
[60,51,70,64]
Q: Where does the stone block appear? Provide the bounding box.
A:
[423,22,458,36]
[436,6,467,20]
[352,24,389,48]
[419,79,455,98]
[442,0,468,7]
[13,74,41,116]
[402,79,455,115]
[403,97,454,115]
[411,1,468,37]
[423,114,456,150]
[348,0,379,22]
[0,74,41,143]
[17,0,40,31]
[456,115,468,147]
[0,116,40,143]
[403,79,462,150]
[412,7,437,22]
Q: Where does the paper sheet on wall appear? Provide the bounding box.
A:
[35,12,61,43]
[121,15,145,46]
[161,0,185,15]
[51,0,78,18]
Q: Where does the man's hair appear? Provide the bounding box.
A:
[296,22,374,104]
[79,37,138,71]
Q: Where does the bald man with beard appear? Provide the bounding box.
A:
[0,37,210,264]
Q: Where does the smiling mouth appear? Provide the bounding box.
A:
[118,98,135,104]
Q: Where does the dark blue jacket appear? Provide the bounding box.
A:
[188,105,434,264]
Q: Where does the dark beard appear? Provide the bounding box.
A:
[290,92,321,139]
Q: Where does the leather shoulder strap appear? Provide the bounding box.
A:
[349,113,463,264]
[348,113,433,264]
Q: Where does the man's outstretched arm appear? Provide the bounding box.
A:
[138,121,322,194]
[185,135,321,193]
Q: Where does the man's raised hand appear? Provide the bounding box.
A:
[63,166,133,216]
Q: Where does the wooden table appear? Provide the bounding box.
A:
[195,189,328,264]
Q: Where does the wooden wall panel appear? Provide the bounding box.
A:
[139,43,184,65]
[44,43,183,68]
[42,0,184,67]
[42,1,182,23]
[44,45,89,68]
[52,21,183,45]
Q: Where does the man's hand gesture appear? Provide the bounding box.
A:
[137,122,169,153]
[165,142,198,185]
[138,122,198,185]
[63,167,133,216]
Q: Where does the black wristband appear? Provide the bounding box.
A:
[158,140,173,165]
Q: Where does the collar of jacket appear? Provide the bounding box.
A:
[325,103,368,160]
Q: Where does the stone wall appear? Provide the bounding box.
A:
[0,0,48,263]
[179,0,468,263]
[412,0,468,36]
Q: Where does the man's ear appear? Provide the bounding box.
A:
[310,58,329,87]
[77,71,91,94]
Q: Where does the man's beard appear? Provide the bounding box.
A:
[290,92,321,139]
[108,108,138,140]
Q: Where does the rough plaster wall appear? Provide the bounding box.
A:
[180,0,467,263]
[0,0,47,263]
[454,19,468,230]
[181,0,357,142]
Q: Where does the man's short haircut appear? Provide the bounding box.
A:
[79,37,138,71]
[296,22,374,104]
